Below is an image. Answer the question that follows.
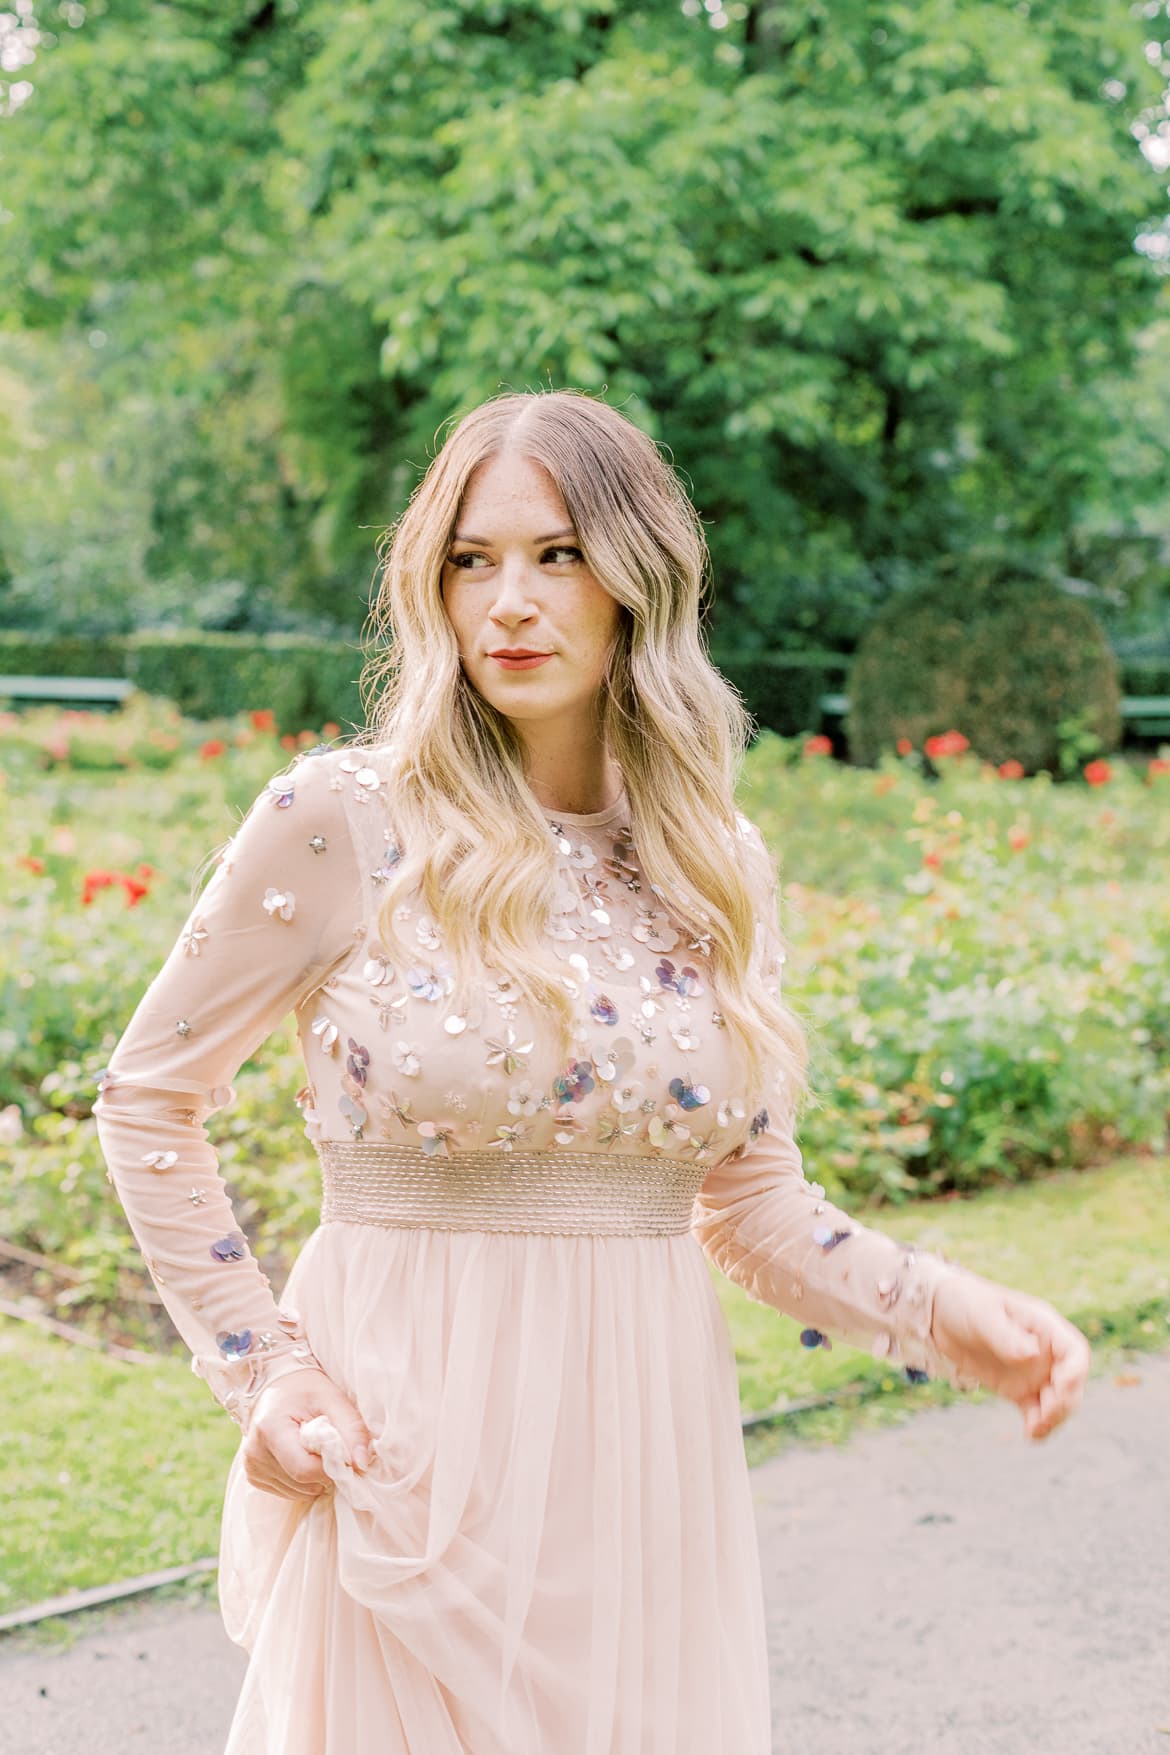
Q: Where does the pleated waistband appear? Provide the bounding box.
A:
[315,1139,710,1236]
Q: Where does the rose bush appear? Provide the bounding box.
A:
[3,712,1167,1340]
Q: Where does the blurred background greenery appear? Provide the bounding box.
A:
[1,0,1169,677]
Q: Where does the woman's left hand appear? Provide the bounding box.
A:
[930,1269,1092,1442]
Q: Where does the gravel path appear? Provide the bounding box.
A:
[760,1347,1170,1755]
[4,1347,1168,1754]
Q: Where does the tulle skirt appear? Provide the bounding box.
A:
[217,1219,772,1754]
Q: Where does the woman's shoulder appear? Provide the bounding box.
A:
[228,741,398,858]
[279,737,400,796]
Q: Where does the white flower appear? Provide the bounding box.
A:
[507,1080,542,1118]
[181,917,210,955]
[393,1041,421,1077]
[263,887,296,922]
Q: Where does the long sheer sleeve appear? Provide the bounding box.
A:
[691,817,980,1391]
[93,745,366,1432]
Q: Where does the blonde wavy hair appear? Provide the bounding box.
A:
[347,388,809,1124]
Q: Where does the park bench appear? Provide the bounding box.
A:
[0,675,134,709]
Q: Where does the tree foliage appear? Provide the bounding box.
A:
[1,0,1168,642]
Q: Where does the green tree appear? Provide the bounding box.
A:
[1,0,1167,646]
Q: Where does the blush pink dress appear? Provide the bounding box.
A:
[93,741,972,1755]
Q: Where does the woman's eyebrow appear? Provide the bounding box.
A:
[450,527,578,545]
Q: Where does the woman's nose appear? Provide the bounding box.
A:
[490,556,539,608]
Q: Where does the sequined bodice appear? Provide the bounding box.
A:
[291,748,770,1168]
[94,738,971,1437]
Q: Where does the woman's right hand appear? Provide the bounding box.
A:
[241,1365,375,1500]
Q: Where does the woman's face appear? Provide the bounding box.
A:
[440,450,623,734]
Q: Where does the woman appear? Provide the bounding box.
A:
[94,389,1089,1754]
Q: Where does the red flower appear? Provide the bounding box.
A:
[923,849,943,869]
[279,733,297,751]
[1083,759,1113,787]
[249,709,276,732]
[200,738,228,760]
[896,738,914,756]
[1007,826,1030,851]
[803,734,833,757]
[81,867,154,907]
[924,730,969,759]
[81,869,119,906]
[1148,758,1170,780]
[322,722,340,739]
[998,759,1025,780]
[17,854,46,875]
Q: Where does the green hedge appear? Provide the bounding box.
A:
[0,631,849,739]
[0,629,1163,742]
[129,633,367,731]
[0,634,129,678]
[1122,655,1170,695]
[710,648,850,739]
[0,631,368,733]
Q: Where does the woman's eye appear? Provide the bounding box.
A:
[446,546,582,569]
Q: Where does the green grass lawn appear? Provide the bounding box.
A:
[721,1148,1170,1412]
[0,1321,239,1621]
[3,1150,1167,1620]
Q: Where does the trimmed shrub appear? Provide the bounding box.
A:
[845,553,1123,772]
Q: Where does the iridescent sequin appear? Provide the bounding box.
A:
[142,1150,178,1172]
[181,918,209,957]
[485,1028,534,1074]
[552,1061,595,1104]
[655,958,704,997]
[210,1231,249,1261]
[262,886,296,922]
[813,1226,853,1251]
[418,1120,455,1157]
[217,1328,254,1360]
[408,962,454,1002]
[345,1039,370,1086]
[338,1092,367,1137]
[668,1075,709,1112]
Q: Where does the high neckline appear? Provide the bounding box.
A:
[540,784,628,827]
